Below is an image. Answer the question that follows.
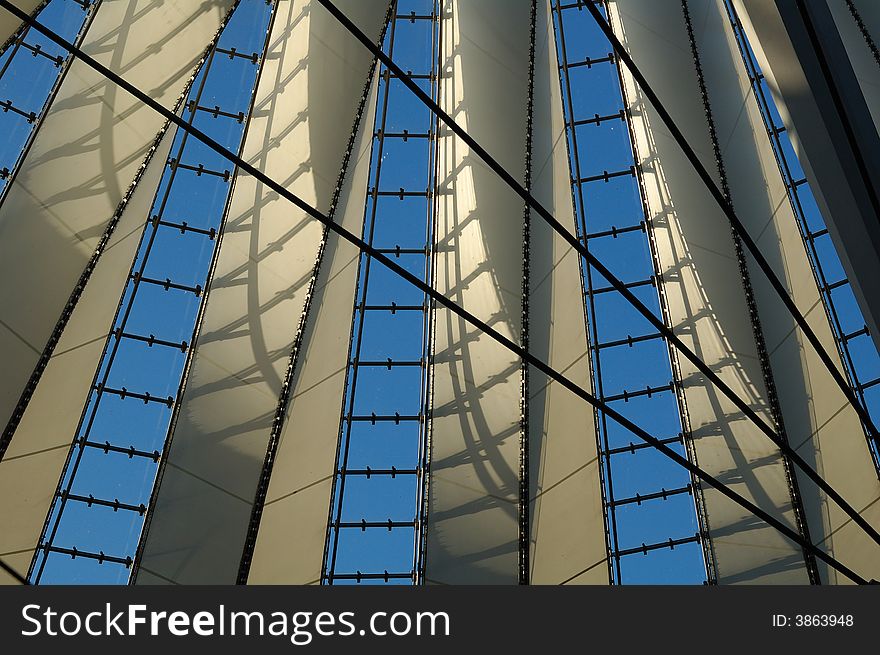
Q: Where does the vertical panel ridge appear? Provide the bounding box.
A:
[518,0,537,587]
[241,11,390,583]
[0,1,46,55]
[680,0,819,583]
[136,0,390,585]
[425,0,530,584]
[526,0,608,585]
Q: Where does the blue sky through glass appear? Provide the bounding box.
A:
[0,0,877,585]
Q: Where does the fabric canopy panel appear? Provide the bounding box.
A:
[425,0,530,584]
[0,0,234,585]
[0,0,43,53]
[527,0,608,585]
[609,0,811,584]
[714,0,880,585]
[135,0,389,585]
[0,122,177,586]
[0,0,234,437]
[245,67,380,585]
[689,0,879,585]
[425,0,606,584]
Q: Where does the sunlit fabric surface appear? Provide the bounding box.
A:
[136,0,389,585]
[0,0,234,585]
[0,0,43,53]
[527,0,607,585]
[424,0,530,585]
[425,0,606,585]
[613,0,880,584]
[246,66,380,585]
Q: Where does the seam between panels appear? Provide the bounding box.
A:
[238,0,396,586]
[23,0,245,585]
[551,0,615,585]
[519,0,537,587]
[681,0,820,584]
[845,0,880,67]
[0,0,51,56]
[604,0,719,584]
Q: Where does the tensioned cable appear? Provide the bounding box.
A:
[681,0,820,584]
[3,0,867,585]
[313,0,880,550]
[0,0,104,455]
[0,557,28,584]
[580,1,880,448]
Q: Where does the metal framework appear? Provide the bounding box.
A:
[553,0,712,584]
[681,0,820,582]
[578,0,880,456]
[519,0,538,586]
[322,0,439,585]
[318,0,880,558]
[46,0,876,578]
[25,0,275,583]
[723,0,880,471]
[0,0,877,585]
[322,0,878,581]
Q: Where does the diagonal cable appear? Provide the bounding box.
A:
[313,0,880,551]
[0,557,28,584]
[2,0,870,584]
[581,1,880,449]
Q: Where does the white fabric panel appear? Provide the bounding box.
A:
[697,0,880,584]
[609,0,810,584]
[0,0,234,432]
[527,0,607,585]
[425,0,529,585]
[829,0,880,128]
[136,0,388,585]
[0,123,176,586]
[0,0,42,53]
[246,69,380,585]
